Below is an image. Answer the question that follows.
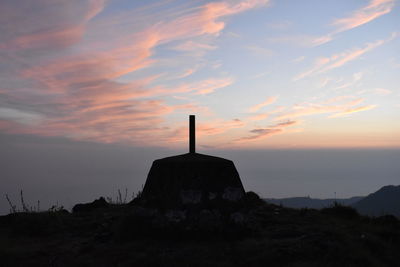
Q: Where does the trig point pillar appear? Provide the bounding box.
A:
[189,115,195,153]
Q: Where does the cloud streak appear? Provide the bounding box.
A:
[0,0,269,145]
[329,105,377,118]
[248,96,278,112]
[332,0,395,34]
[235,120,298,143]
[294,33,396,80]
[270,0,395,47]
[276,96,376,120]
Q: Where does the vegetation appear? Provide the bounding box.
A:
[4,190,64,214]
[0,192,399,266]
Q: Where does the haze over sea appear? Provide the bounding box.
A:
[1,133,399,214]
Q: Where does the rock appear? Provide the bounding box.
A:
[72,197,109,213]
[165,210,186,223]
[180,190,202,204]
[141,153,245,208]
[196,209,222,231]
[222,187,244,201]
[230,212,246,225]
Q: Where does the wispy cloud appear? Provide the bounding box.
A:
[247,113,269,121]
[332,0,395,33]
[0,0,269,145]
[266,20,291,30]
[175,67,199,79]
[294,33,396,80]
[198,119,245,136]
[329,105,377,118]
[374,88,392,95]
[235,120,297,143]
[248,96,278,112]
[293,56,305,63]
[0,0,106,51]
[269,0,395,47]
[173,41,217,52]
[331,72,364,91]
[173,77,234,95]
[246,45,274,57]
[267,34,333,47]
[317,0,395,45]
[0,108,43,126]
[276,96,375,120]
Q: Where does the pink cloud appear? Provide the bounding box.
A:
[173,41,217,52]
[271,0,395,47]
[294,34,396,80]
[275,96,376,120]
[175,68,198,79]
[267,34,333,47]
[248,96,278,112]
[246,105,285,121]
[198,119,245,136]
[332,0,395,33]
[1,0,269,146]
[235,120,298,143]
[247,113,269,121]
[329,105,377,118]
[374,88,392,95]
[0,0,105,51]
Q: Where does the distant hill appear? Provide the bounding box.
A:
[265,196,364,209]
[352,185,400,217]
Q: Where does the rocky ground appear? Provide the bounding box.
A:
[0,192,399,267]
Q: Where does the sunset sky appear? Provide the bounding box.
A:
[0,0,399,212]
[1,0,399,149]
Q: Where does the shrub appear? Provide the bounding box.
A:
[321,202,360,219]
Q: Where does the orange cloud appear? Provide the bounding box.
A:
[248,96,278,112]
[247,113,269,121]
[275,96,376,120]
[329,105,377,118]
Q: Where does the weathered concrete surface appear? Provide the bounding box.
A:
[142,153,245,207]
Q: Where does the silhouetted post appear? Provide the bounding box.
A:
[189,115,195,153]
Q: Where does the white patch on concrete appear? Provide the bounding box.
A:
[222,187,244,201]
[181,190,202,204]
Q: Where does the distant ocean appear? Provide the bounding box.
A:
[1,133,399,214]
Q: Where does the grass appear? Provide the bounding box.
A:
[5,190,64,214]
[0,192,399,266]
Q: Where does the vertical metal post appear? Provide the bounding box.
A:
[189,115,195,153]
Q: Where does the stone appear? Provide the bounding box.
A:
[141,153,245,208]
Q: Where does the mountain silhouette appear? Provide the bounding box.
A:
[352,185,400,217]
[265,196,363,209]
[266,185,400,218]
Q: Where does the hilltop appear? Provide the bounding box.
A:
[265,185,400,218]
[353,185,400,217]
[265,196,363,209]
[0,192,399,266]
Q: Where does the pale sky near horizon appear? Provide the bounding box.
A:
[0,0,399,149]
[0,1,399,213]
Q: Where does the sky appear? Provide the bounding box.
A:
[0,0,399,213]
